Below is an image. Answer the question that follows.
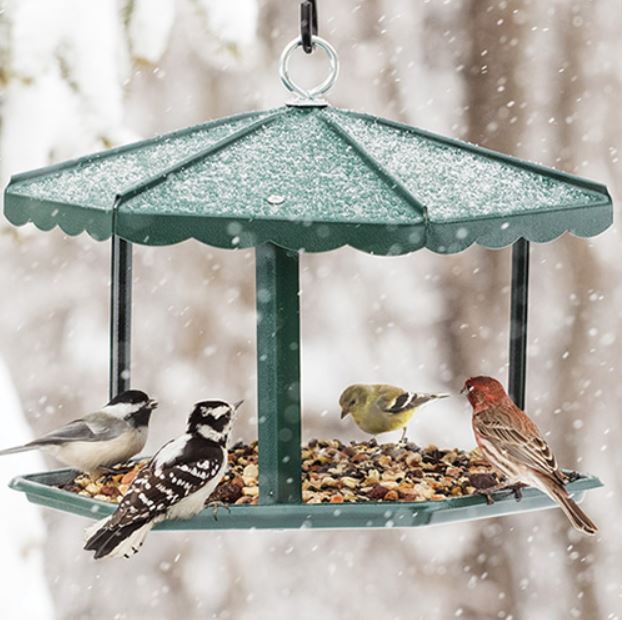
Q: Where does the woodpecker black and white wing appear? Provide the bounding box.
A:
[84,436,226,559]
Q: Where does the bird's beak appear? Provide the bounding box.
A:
[435,393,450,399]
[148,399,158,410]
[232,400,244,412]
[340,409,350,419]
[459,386,467,395]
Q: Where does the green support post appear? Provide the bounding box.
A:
[255,243,302,505]
[109,235,132,400]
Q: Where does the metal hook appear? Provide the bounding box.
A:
[279,35,339,106]
[300,0,318,54]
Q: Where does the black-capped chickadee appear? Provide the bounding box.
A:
[0,390,158,474]
[84,398,242,559]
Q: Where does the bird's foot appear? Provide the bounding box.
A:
[507,482,527,502]
[477,489,498,506]
[403,442,420,453]
[98,463,135,476]
[477,482,527,505]
[564,471,581,484]
[206,500,231,521]
[476,483,511,505]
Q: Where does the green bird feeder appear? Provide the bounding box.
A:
[4,19,611,531]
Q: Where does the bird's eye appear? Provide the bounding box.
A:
[350,399,356,406]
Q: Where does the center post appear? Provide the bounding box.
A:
[255,243,303,504]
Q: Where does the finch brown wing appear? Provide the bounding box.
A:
[475,406,560,478]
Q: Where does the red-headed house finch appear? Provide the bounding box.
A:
[462,376,597,536]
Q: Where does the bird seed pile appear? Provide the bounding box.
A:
[59,439,508,506]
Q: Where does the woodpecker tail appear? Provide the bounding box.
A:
[84,517,153,559]
[535,472,598,536]
[0,444,37,457]
[84,516,111,543]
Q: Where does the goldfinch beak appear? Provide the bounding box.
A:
[340,409,350,419]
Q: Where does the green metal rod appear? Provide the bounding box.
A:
[255,244,302,504]
[109,235,132,400]
[508,238,529,409]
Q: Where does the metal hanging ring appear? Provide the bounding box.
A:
[279,36,339,103]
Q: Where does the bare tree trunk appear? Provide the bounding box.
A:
[554,240,602,620]
[549,4,604,618]
[358,0,407,122]
[440,2,530,618]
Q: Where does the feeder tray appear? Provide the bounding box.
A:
[3,30,612,530]
[9,468,601,530]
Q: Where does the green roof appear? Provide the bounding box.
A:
[4,106,612,254]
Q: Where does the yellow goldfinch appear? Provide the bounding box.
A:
[339,384,448,442]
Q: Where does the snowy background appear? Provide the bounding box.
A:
[0,1,620,619]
